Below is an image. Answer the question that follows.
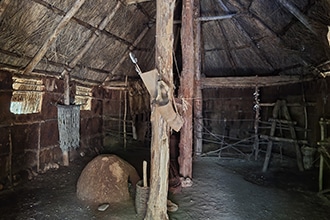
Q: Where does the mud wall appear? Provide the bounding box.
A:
[202,78,330,156]
[0,70,105,181]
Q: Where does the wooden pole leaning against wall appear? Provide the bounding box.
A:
[144,0,175,218]
[179,0,194,178]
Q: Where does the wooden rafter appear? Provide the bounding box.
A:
[197,14,235,22]
[23,0,86,74]
[277,0,317,35]
[230,19,275,72]
[247,9,317,72]
[31,0,133,48]
[60,1,122,77]
[214,21,238,73]
[126,0,151,5]
[102,23,152,84]
[201,75,315,89]
[0,0,10,18]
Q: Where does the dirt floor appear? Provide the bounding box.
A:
[1,142,330,220]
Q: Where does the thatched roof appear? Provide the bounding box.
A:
[0,0,329,87]
[200,0,330,77]
[0,0,156,86]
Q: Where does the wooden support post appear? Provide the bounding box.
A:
[145,0,175,219]
[179,0,194,179]
[277,0,316,35]
[24,0,86,74]
[62,72,70,166]
[8,128,12,187]
[194,0,203,156]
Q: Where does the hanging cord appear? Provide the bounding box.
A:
[301,82,308,140]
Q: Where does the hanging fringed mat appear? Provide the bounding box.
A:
[57,105,80,152]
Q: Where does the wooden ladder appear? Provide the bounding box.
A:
[262,100,304,172]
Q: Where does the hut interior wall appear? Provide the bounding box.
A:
[102,82,151,146]
[202,87,255,155]
[0,70,104,182]
[202,78,330,158]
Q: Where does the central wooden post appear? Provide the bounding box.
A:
[144,0,175,219]
[179,0,194,178]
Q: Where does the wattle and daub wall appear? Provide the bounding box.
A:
[202,78,330,157]
[0,70,121,183]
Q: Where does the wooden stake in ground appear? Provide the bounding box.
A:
[144,0,175,218]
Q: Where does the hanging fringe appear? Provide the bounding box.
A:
[57,105,80,151]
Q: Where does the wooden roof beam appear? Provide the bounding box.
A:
[23,0,86,74]
[197,14,235,22]
[126,0,152,5]
[201,75,315,88]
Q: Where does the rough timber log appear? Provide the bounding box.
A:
[194,0,203,156]
[62,72,70,166]
[179,0,194,178]
[144,0,175,219]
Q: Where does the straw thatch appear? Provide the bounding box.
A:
[200,0,330,78]
[0,0,329,86]
[0,0,156,85]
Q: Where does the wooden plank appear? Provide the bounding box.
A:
[178,0,194,178]
[259,102,316,107]
[260,135,308,145]
[23,0,86,74]
[145,0,175,218]
[201,75,314,88]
